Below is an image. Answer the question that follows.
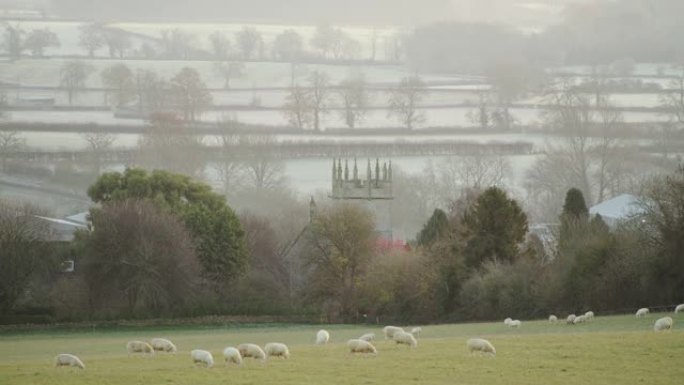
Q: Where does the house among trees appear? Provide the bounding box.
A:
[589,193,646,229]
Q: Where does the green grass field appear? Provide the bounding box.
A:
[1,313,683,385]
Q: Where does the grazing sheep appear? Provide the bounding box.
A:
[191,349,214,368]
[316,329,330,344]
[549,315,558,323]
[54,353,85,369]
[126,340,155,356]
[382,326,404,340]
[264,343,290,359]
[573,315,586,324]
[359,333,375,342]
[584,311,595,321]
[393,331,418,348]
[347,339,377,354]
[504,318,512,326]
[654,317,673,332]
[150,338,177,353]
[222,347,242,365]
[467,338,496,356]
[237,343,267,360]
[566,314,576,324]
[509,320,521,328]
[636,308,650,318]
[410,327,422,336]
[674,304,684,314]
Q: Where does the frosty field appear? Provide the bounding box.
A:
[0,313,682,385]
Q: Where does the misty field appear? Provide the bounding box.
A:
[0,313,682,385]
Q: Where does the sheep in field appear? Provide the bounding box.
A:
[410,327,422,336]
[55,354,85,369]
[126,340,155,356]
[573,315,586,324]
[549,315,558,323]
[316,329,330,344]
[264,343,290,359]
[654,317,673,332]
[509,320,521,328]
[359,333,375,342]
[222,347,242,365]
[191,349,213,367]
[382,326,404,340]
[674,304,684,314]
[347,339,377,354]
[393,331,418,348]
[150,338,177,353]
[467,338,496,356]
[237,343,267,360]
[567,314,576,324]
[584,311,595,321]
[636,308,650,318]
[504,318,512,326]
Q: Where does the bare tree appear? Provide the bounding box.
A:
[241,134,286,190]
[439,154,510,191]
[81,126,116,175]
[311,24,339,59]
[134,69,170,113]
[209,31,231,60]
[102,28,131,58]
[338,75,369,129]
[3,23,25,60]
[272,29,303,61]
[160,29,196,59]
[170,67,213,121]
[659,65,684,127]
[282,84,312,129]
[60,61,94,105]
[78,23,104,57]
[213,61,245,89]
[466,90,493,130]
[236,27,262,60]
[0,129,24,171]
[214,117,245,195]
[388,75,426,130]
[308,71,332,131]
[101,63,134,107]
[24,28,59,57]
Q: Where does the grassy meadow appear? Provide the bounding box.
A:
[0,313,682,385]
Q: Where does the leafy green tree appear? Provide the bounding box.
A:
[87,168,248,287]
[79,199,199,317]
[463,187,528,269]
[417,208,449,247]
[304,203,376,321]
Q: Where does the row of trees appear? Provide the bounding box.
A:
[2,23,60,59]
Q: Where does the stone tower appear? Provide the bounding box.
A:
[330,158,394,239]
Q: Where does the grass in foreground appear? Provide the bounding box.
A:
[0,313,682,385]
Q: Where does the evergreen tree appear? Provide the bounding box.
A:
[463,187,528,269]
[562,188,589,219]
[559,188,590,252]
[417,208,449,247]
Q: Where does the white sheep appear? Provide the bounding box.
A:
[393,331,418,348]
[549,315,558,323]
[654,317,673,332]
[191,349,214,368]
[584,311,595,321]
[674,304,684,314]
[382,326,404,340]
[264,343,290,359]
[504,317,512,326]
[509,320,521,328]
[222,347,242,365]
[150,338,177,353]
[347,339,377,354]
[316,329,330,344]
[467,338,496,356]
[237,343,267,360]
[54,353,85,369]
[573,315,586,324]
[126,340,155,356]
[359,333,375,342]
[566,314,576,324]
[636,308,650,318]
[410,327,422,336]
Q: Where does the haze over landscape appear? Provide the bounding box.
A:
[0,1,683,384]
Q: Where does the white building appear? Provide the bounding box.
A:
[589,194,646,229]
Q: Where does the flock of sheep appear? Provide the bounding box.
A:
[54,305,683,370]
